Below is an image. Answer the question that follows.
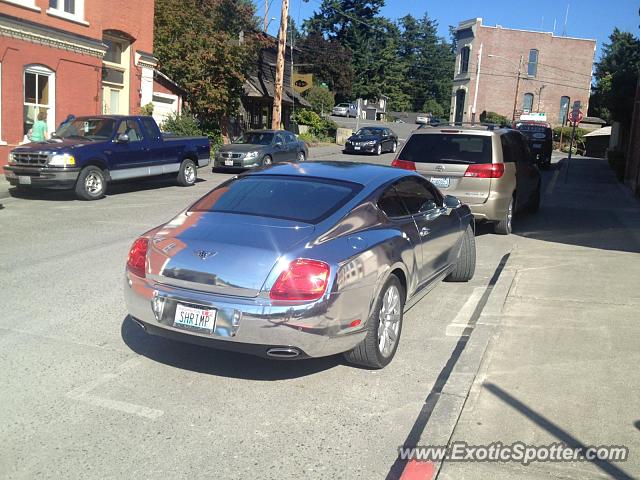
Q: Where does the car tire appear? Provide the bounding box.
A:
[375,144,382,156]
[297,151,306,162]
[494,195,514,235]
[445,224,476,282]
[391,141,398,153]
[177,159,197,187]
[344,274,404,369]
[75,166,106,200]
[263,155,273,166]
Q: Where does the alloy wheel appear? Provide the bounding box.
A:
[85,173,103,195]
[378,284,401,358]
[184,164,196,184]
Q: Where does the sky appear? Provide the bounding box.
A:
[258,0,639,61]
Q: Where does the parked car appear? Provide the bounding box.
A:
[332,103,358,118]
[5,115,210,200]
[416,113,431,125]
[213,130,307,170]
[344,127,398,155]
[392,126,541,235]
[124,162,475,368]
[514,121,553,169]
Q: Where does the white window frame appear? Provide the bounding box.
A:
[23,65,56,137]
[0,0,41,12]
[47,0,88,26]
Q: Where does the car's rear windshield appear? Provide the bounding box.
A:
[190,175,363,224]
[400,134,493,164]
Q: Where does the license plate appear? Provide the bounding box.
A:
[430,177,450,189]
[354,146,361,151]
[18,176,32,185]
[225,159,234,166]
[174,304,217,333]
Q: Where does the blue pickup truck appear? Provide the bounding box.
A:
[5,115,210,200]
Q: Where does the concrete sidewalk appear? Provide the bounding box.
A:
[438,157,640,479]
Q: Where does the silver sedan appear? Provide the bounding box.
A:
[124,162,476,368]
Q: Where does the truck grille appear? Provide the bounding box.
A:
[13,152,49,166]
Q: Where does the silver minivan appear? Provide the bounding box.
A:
[392,126,541,234]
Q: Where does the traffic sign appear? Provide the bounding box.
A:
[568,109,584,125]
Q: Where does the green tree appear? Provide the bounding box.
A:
[422,98,444,118]
[154,0,259,138]
[590,28,640,126]
[303,85,335,114]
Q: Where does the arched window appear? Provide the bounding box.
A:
[559,96,571,124]
[23,65,55,137]
[459,46,470,74]
[523,93,534,113]
[527,49,539,77]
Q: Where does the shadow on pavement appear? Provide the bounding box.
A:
[120,316,342,380]
[7,176,207,202]
[484,383,634,480]
[513,157,640,253]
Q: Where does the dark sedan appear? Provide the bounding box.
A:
[213,130,308,170]
[344,127,398,155]
[125,162,475,368]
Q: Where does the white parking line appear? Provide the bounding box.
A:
[66,357,164,420]
[445,287,485,337]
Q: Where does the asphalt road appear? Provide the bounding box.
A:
[0,154,559,479]
[329,114,421,143]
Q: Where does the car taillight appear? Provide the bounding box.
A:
[391,159,416,171]
[270,259,330,302]
[127,237,149,278]
[464,163,505,178]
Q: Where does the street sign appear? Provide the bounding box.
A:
[568,109,584,125]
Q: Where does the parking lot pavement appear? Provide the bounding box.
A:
[2,154,636,479]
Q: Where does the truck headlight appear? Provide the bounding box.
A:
[245,151,259,160]
[48,153,76,167]
[8,152,16,165]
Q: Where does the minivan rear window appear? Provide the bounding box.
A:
[400,134,493,164]
[190,175,363,224]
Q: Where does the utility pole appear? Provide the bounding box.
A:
[471,42,483,125]
[289,16,295,123]
[511,55,523,123]
[263,0,269,32]
[271,0,289,130]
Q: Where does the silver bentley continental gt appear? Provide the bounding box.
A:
[124,162,476,368]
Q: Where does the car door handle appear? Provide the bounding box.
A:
[420,227,431,237]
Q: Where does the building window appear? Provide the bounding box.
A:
[0,0,40,11]
[49,0,74,14]
[522,93,534,113]
[23,65,55,137]
[527,49,538,77]
[559,96,570,125]
[47,0,85,23]
[102,33,130,115]
[459,46,470,74]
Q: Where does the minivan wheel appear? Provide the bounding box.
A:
[495,196,514,235]
[344,274,404,369]
[445,224,476,282]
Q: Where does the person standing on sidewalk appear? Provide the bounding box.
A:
[30,111,48,142]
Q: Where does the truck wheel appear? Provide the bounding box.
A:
[445,224,476,282]
[177,159,197,186]
[75,166,106,200]
[344,274,404,369]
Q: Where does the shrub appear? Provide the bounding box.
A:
[422,99,445,118]
[160,112,222,151]
[480,111,509,125]
[303,86,335,115]
[140,103,154,116]
[292,109,337,141]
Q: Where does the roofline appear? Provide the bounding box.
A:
[456,17,596,43]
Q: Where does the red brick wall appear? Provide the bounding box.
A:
[453,20,596,125]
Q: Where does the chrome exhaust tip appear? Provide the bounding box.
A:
[266,348,301,359]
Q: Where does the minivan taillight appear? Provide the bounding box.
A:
[464,163,505,178]
[127,237,149,278]
[391,159,416,171]
[270,259,330,302]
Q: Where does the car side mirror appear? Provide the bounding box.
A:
[116,133,129,143]
[444,195,462,209]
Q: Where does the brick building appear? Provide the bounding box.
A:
[0,0,161,166]
[450,18,596,126]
